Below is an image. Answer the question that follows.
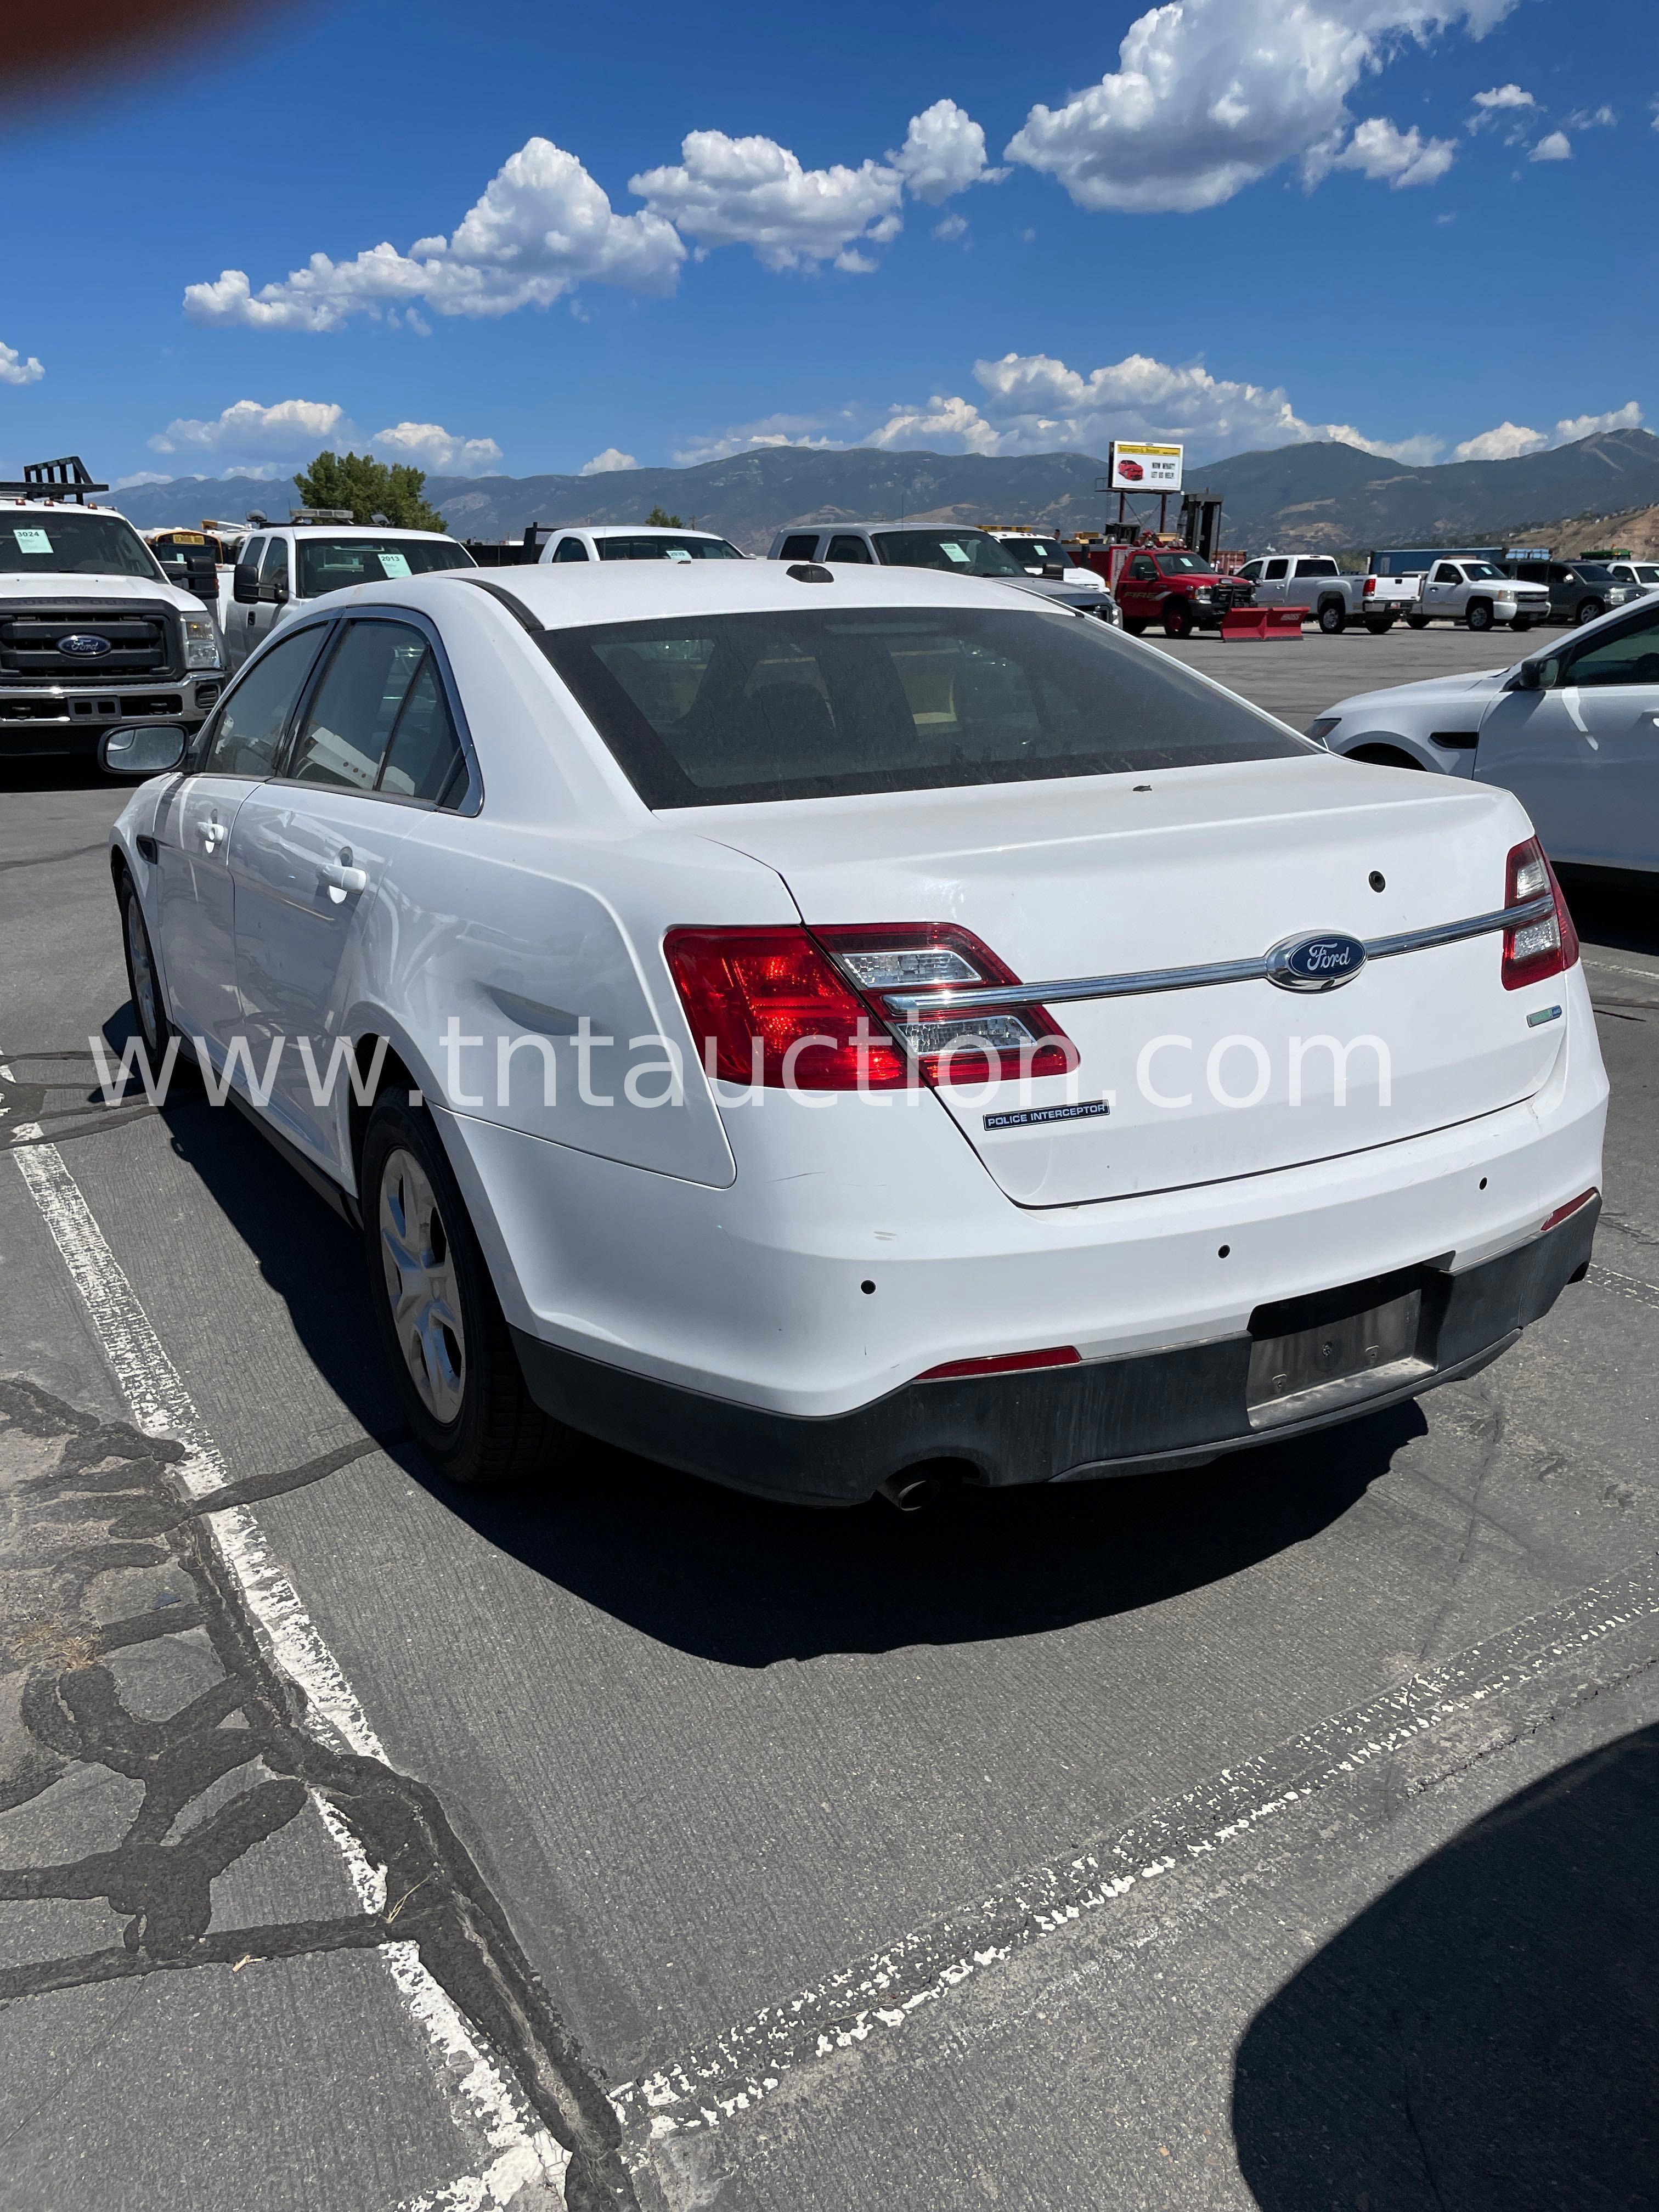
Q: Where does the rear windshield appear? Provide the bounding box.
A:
[539,606,1308,808]
[595,535,744,561]
[295,535,475,597]
[873,531,1029,579]
[0,512,165,582]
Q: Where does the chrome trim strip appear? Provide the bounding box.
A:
[881,896,1556,1014]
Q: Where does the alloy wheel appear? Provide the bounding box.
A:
[379,1147,467,1425]
[125,893,161,1055]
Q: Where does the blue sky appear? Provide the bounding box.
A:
[3,0,1655,488]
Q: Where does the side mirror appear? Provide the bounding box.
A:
[261,575,290,605]
[99,725,187,777]
[232,568,259,604]
[1505,658,1549,693]
[1042,563,1065,580]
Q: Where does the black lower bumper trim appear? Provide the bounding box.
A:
[511,1201,1599,1506]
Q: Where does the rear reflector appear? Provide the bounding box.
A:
[1502,837,1579,990]
[917,1345,1081,1382]
[1541,1187,1598,1235]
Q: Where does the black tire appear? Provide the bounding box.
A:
[1406,614,1430,630]
[1363,618,1394,635]
[1317,600,1346,635]
[1575,598,1604,626]
[360,1090,563,1488]
[116,867,196,1090]
[1510,616,1533,633]
[1466,600,1494,633]
[1123,617,1149,636]
[1162,599,1192,639]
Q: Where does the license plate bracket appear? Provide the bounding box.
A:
[1246,1286,1429,1431]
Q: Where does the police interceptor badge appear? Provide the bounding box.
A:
[984,1098,1111,1132]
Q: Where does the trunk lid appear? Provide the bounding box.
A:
[693,757,1560,1206]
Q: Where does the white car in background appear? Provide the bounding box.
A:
[1311,592,1659,878]
[538,523,747,565]
[103,562,1604,1507]
[1405,558,1552,633]
[1604,558,1659,598]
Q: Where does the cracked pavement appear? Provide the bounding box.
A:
[3,653,1656,2212]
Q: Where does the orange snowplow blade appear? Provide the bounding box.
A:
[1220,606,1305,641]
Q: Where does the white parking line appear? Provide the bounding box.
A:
[1583,955,1659,987]
[613,1554,1659,2146]
[12,1139,570,2211]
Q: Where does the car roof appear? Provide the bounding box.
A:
[314,560,1064,631]
[267,523,461,540]
[568,523,733,539]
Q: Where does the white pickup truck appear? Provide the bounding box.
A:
[1404,557,1553,634]
[1234,555,1416,634]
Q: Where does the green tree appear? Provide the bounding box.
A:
[295,450,448,532]
[645,505,683,528]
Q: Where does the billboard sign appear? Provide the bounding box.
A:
[1108,441,1183,493]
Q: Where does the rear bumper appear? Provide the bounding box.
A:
[511,1199,1598,1505]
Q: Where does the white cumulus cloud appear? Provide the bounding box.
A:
[1530,130,1572,160]
[1329,115,1456,186]
[369,421,503,474]
[922,349,1443,462]
[1452,420,1546,461]
[184,139,684,330]
[1468,81,1534,127]
[1005,0,1510,213]
[890,98,1005,204]
[0,341,44,386]
[149,397,347,455]
[672,413,847,466]
[867,392,1007,456]
[1452,401,1643,461]
[580,447,638,475]
[933,213,969,241]
[630,130,904,272]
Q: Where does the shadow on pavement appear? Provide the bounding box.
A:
[1233,1723,1659,2212]
[151,1058,1413,1666]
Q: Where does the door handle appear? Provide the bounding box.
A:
[201,817,225,851]
[321,849,368,901]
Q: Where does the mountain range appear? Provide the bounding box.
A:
[112,428,1659,558]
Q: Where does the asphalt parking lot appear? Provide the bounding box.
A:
[3,623,1657,2212]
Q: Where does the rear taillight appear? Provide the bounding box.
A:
[814,923,1077,1085]
[1501,837,1580,991]
[664,928,909,1089]
[1363,575,1377,597]
[663,923,1076,1090]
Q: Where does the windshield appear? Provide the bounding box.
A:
[539,606,1308,808]
[1155,552,1211,575]
[595,535,744,561]
[873,530,1029,579]
[295,535,475,597]
[0,511,165,582]
[1462,562,1507,580]
[996,537,1069,566]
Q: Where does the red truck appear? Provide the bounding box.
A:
[1080,544,1257,637]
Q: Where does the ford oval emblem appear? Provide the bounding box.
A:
[1265,930,1368,992]
[59,633,113,658]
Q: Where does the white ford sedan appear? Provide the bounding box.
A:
[105,561,1606,1505]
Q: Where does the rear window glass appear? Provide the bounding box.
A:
[595,535,744,561]
[539,607,1308,808]
[295,535,475,597]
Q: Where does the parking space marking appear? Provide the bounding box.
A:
[1587,1260,1659,1312]
[614,1554,1659,2148]
[12,1138,572,2211]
